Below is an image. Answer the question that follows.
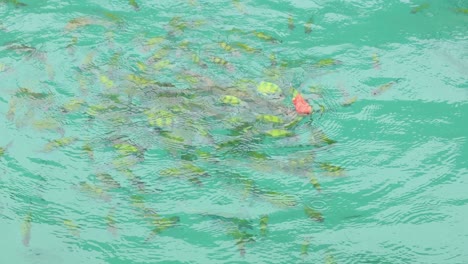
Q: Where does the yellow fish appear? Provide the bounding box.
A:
[63,219,80,237]
[257,81,281,95]
[21,212,32,246]
[129,0,140,11]
[44,137,76,152]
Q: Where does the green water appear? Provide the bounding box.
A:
[1,0,467,263]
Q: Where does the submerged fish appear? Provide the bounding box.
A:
[372,53,380,69]
[454,8,468,14]
[341,96,357,107]
[1,0,27,7]
[65,17,108,31]
[44,137,76,152]
[14,87,52,100]
[252,31,280,43]
[255,190,297,207]
[314,58,342,68]
[210,56,234,71]
[301,237,310,258]
[82,143,94,160]
[129,0,140,11]
[234,42,259,53]
[309,174,321,192]
[0,141,13,157]
[371,79,401,96]
[304,17,313,34]
[106,209,118,236]
[77,182,110,201]
[63,219,80,237]
[319,162,345,176]
[96,173,121,189]
[288,14,295,30]
[304,205,324,222]
[21,212,32,246]
[227,228,255,257]
[411,3,430,14]
[325,254,337,264]
[259,215,269,235]
[292,92,312,115]
[145,216,180,242]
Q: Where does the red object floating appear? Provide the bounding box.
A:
[292,93,312,115]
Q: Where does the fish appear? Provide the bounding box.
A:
[62,98,85,113]
[259,215,268,235]
[341,96,357,107]
[100,75,114,88]
[2,0,27,7]
[5,43,37,58]
[63,219,80,237]
[219,41,234,52]
[129,0,140,11]
[136,61,146,71]
[0,141,13,157]
[145,216,180,242]
[191,53,208,68]
[221,95,242,106]
[252,31,281,43]
[455,8,468,14]
[372,53,380,69]
[113,142,142,156]
[168,16,188,33]
[232,0,246,13]
[82,143,94,160]
[371,79,401,96]
[288,14,295,30]
[314,58,342,68]
[318,104,326,117]
[411,3,429,14]
[21,212,32,246]
[265,129,294,138]
[311,129,336,147]
[255,190,297,207]
[257,81,282,95]
[153,59,172,70]
[65,17,106,31]
[14,87,52,100]
[130,195,146,210]
[32,118,63,135]
[86,104,117,118]
[309,175,321,192]
[0,62,9,72]
[256,114,283,124]
[292,93,312,115]
[301,237,310,258]
[127,74,155,86]
[210,56,234,71]
[44,137,76,152]
[144,109,174,128]
[319,162,344,176]
[325,254,337,264]
[304,205,324,222]
[228,229,255,256]
[77,182,110,201]
[304,17,313,34]
[284,116,304,130]
[96,173,121,189]
[269,53,277,66]
[104,12,124,24]
[234,42,259,53]
[106,209,118,236]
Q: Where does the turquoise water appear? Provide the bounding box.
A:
[1,0,467,263]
